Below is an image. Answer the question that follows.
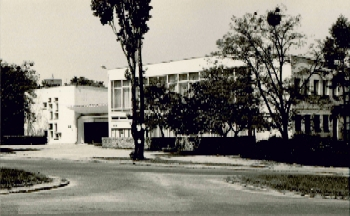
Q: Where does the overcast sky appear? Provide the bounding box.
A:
[1,0,350,85]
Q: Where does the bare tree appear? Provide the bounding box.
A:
[216,6,324,140]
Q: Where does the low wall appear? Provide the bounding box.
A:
[102,137,151,149]
[1,136,47,145]
[102,137,134,149]
[150,136,256,155]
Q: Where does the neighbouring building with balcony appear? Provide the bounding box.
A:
[291,56,349,141]
[25,85,108,144]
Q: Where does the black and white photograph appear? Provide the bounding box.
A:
[1,0,349,215]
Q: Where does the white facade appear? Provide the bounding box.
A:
[25,86,108,144]
[107,56,280,140]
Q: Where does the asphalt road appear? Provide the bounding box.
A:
[1,158,349,216]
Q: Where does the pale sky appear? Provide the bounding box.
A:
[1,0,350,85]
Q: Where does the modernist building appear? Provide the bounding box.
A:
[291,56,348,141]
[107,57,286,140]
[25,85,108,144]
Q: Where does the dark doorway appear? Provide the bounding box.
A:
[84,122,108,143]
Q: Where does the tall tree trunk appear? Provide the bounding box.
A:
[159,126,165,138]
[137,41,145,160]
[281,117,289,141]
[130,55,139,160]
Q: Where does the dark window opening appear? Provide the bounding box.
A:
[323,115,329,132]
[314,115,321,132]
[295,115,301,132]
[313,80,319,95]
[305,115,310,134]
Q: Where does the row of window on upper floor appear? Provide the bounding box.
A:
[111,72,201,88]
[294,78,342,96]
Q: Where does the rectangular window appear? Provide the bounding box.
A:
[158,76,166,85]
[114,80,121,88]
[313,80,319,95]
[323,115,329,132]
[126,129,131,137]
[55,98,58,102]
[322,80,328,95]
[179,73,188,81]
[48,98,52,103]
[49,124,53,130]
[55,113,59,120]
[50,112,53,120]
[49,104,53,110]
[295,115,301,132]
[313,115,321,132]
[111,128,117,138]
[189,72,199,81]
[119,129,124,137]
[54,123,57,132]
[168,74,177,83]
[148,77,157,85]
[123,87,131,108]
[305,115,310,134]
[113,88,122,109]
[179,82,188,95]
[111,129,131,138]
[123,80,130,86]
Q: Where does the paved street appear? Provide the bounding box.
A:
[1,157,349,216]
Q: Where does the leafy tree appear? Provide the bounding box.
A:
[69,76,105,87]
[1,60,39,137]
[166,92,204,136]
[91,0,152,159]
[189,65,266,137]
[321,15,350,140]
[216,6,323,140]
[144,78,170,137]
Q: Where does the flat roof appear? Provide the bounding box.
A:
[108,56,246,81]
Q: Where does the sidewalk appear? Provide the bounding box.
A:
[1,143,349,176]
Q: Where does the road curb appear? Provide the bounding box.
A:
[91,158,350,176]
[0,176,70,195]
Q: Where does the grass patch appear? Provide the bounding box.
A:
[0,168,52,189]
[226,174,349,199]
